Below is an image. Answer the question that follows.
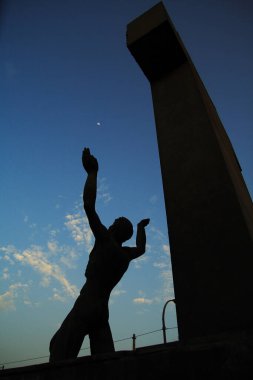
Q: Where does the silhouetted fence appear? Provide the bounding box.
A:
[0,326,177,369]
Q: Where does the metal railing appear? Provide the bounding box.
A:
[1,300,177,369]
[162,298,176,343]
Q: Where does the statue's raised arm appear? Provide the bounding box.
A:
[82,148,107,239]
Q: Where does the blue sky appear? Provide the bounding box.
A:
[1,0,252,369]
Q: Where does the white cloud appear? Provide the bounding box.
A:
[153,262,168,269]
[162,244,170,255]
[142,222,174,304]
[1,200,174,316]
[14,246,78,298]
[49,229,60,238]
[145,243,151,252]
[149,226,165,241]
[65,213,93,251]
[97,177,112,204]
[111,288,126,297]
[24,299,32,306]
[60,250,78,269]
[50,288,66,303]
[2,255,14,265]
[47,241,58,253]
[1,244,78,300]
[65,214,83,242]
[0,246,16,265]
[133,297,153,305]
[1,268,10,280]
[0,201,97,308]
[40,276,51,288]
[160,270,174,302]
[110,286,127,305]
[133,255,148,269]
[0,283,29,311]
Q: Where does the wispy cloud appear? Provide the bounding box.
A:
[149,195,158,205]
[14,246,78,298]
[109,285,127,305]
[143,224,174,303]
[153,262,167,269]
[133,297,153,305]
[65,212,93,250]
[132,255,148,269]
[97,177,112,204]
[0,283,30,311]
[1,268,10,280]
[133,289,161,306]
[1,191,175,317]
[0,244,79,305]
[160,270,174,302]
[49,288,67,303]
[60,249,78,269]
[111,288,127,297]
[162,244,170,255]
[0,246,16,265]
[149,225,166,241]
[49,228,60,238]
[0,199,93,311]
[47,240,58,253]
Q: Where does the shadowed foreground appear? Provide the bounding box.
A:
[1,330,253,380]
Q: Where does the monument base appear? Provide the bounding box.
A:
[1,330,253,379]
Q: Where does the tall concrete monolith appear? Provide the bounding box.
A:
[127,2,253,341]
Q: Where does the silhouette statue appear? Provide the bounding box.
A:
[49,148,150,362]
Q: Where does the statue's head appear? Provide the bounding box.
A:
[109,217,133,243]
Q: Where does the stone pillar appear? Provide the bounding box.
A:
[127,2,253,341]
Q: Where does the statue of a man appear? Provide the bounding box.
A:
[49,148,150,362]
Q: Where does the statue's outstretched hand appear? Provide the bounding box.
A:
[138,218,150,228]
[82,148,99,173]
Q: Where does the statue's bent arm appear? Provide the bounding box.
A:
[127,218,150,260]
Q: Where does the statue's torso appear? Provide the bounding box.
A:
[85,236,131,296]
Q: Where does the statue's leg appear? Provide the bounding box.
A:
[49,317,88,362]
[89,321,115,355]
[49,297,88,362]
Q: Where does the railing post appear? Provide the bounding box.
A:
[132,333,136,350]
[162,299,176,344]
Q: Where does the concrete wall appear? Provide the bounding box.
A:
[127,2,253,341]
